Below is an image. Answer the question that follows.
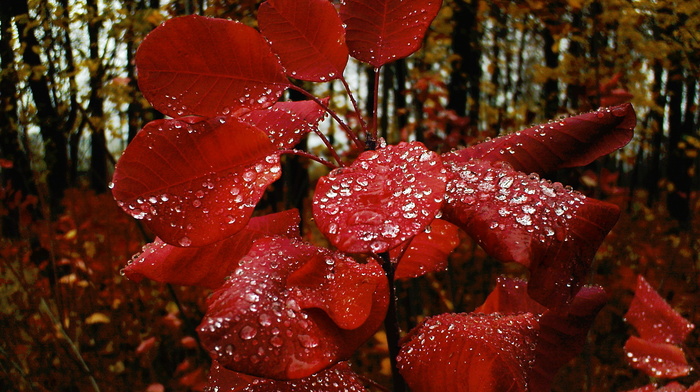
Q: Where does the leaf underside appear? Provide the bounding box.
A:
[123,209,301,289]
[241,100,328,150]
[624,275,695,345]
[392,219,460,280]
[397,312,539,392]
[206,361,367,392]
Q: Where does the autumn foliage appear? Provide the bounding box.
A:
[107,0,649,390]
[5,0,700,391]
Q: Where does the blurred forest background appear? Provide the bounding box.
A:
[1,0,699,391]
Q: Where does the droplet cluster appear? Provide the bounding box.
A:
[313,142,447,253]
[117,153,281,247]
[197,236,385,380]
[444,159,586,244]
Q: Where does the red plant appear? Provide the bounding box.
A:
[110,0,638,390]
[623,275,696,388]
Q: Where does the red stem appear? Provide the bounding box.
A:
[277,149,337,169]
[289,84,364,152]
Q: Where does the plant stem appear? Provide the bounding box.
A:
[378,252,407,392]
[289,84,364,151]
[369,67,381,144]
[39,299,101,392]
[277,149,337,169]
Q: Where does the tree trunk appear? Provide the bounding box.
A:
[666,58,692,228]
[541,25,560,119]
[86,0,109,193]
[0,4,37,237]
[447,0,481,133]
[12,0,69,216]
[646,61,665,206]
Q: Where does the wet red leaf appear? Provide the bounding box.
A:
[624,336,691,379]
[205,361,367,391]
[111,117,280,247]
[475,276,546,315]
[392,219,460,280]
[241,100,328,150]
[442,159,619,308]
[339,0,442,67]
[136,15,289,117]
[397,312,539,392]
[444,103,636,175]
[313,142,447,253]
[258,0,348,82]
[197,236,388,380]
[475,277,607,391]
[123,209,301,289]
[625,275,695,345]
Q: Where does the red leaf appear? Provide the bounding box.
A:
[624,386,658,392]
[287,251,386,330]
[205,361,367,391]
[258,0,348,81]
[397,312,539,392]
[475,277,607,391]
[136,15,289,118]
[339,0,442,67]
[197,236,388,380]
[529,285,607,391]
[625,275,695,345]
[123,209,301,289]
[475,277,546,315]
[624,336,691,379]
[241,100,328,150]
[393,219,460,279]
[444,103,636,175]
[111,117,280,247]
[442,159,619,308]
[313,142,447,253]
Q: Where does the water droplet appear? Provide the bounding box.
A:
[178,236,192,247]
[239,325,257,340]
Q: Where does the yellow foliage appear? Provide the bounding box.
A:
[85,312,111,325]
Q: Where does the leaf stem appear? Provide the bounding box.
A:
[368,67,382,148]
[289,84,365,152]
[277,149,337,169]
[378,252,407,392]
[340,76,368,135]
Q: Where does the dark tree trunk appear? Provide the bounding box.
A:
[565,10,586,111]
[646,61,665,206]
[394,59,408,133]
[0,4,37,237]
[666,59,692,228]
[447,0,481,132]
[13,0,69,216]
[541,25,560,119]
[86,0,109,193]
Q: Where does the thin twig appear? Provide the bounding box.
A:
[277,149,338,169]
[289,84,364,152]
[39,299,101,392]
